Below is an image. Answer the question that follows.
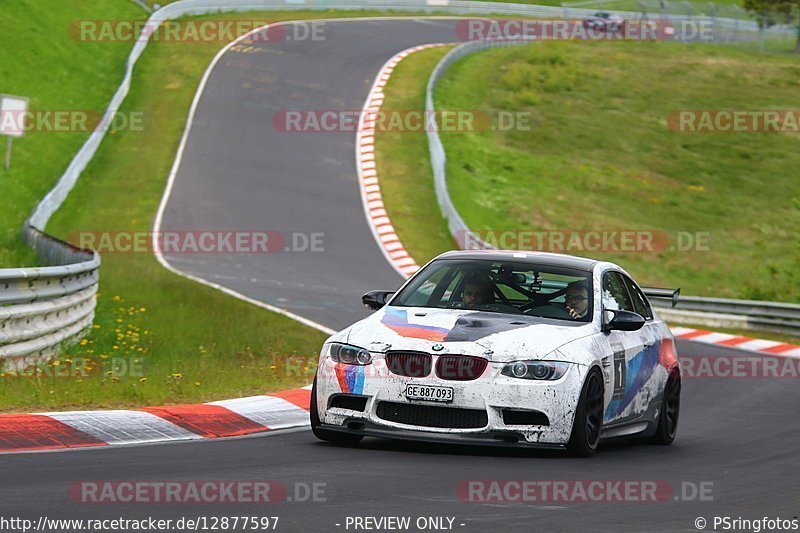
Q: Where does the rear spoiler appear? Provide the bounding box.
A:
[641,287,680,308]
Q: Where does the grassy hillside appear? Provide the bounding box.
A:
[0,0,145,267]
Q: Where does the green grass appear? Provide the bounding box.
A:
[375,46,459,263]
[435,40,800,303]
[374,41,800,306]
[0,0,146,267]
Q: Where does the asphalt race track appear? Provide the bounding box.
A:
[156,18,474,330]
[2,19,798,533]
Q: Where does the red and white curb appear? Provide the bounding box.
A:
[356,43,449,279]
[0,387,311,454]
[671,327,800,358]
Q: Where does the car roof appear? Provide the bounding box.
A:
[433,250,599,272]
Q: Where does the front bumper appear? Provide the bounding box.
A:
[319,423,567,450]
[315,356,588,446]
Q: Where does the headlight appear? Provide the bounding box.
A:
[328,343,372,365]
[501,361,569,380]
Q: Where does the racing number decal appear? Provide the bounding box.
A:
[612,347,626,400]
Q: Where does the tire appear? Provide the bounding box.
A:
[651,370,681,445]
[567,368,604,457]
[310,375,363,446]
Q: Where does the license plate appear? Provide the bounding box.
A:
[405,384,454,403]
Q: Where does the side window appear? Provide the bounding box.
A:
[602,271,635,312]
[622,275,652,319]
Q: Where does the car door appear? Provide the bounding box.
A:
[622,274,660,352]
[622,274,671,401]
[601,270,649,425]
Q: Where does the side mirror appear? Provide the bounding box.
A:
[362,290,394,311]
[603,309,645,332]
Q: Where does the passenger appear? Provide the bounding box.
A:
[564,280,589,319]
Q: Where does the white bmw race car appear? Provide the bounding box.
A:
[310,251,681,456]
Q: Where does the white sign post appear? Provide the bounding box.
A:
[0,94,29,171]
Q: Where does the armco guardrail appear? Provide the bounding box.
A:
[1,0,794,365]
[0,225,98,366]
[426,39,534,250]
[425,38,800,338]
[654,297,800,337]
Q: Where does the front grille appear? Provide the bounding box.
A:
[435,355,488,381]
[386,351,432,378]
[329,394,369,412]
[502,409,550,426]
[376,401,488,429]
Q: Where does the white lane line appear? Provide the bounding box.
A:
[151,20,337,337]
[150,18,467,337]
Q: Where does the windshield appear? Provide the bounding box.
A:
[391,259,593,322]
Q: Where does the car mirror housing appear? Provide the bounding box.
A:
[603,309,646,332]
[362,290,394,311]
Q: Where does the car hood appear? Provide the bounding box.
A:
[337,306,598,363]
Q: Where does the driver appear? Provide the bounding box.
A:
[462,275,493,310]
[564,280,589,319]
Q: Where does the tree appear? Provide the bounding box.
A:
[743,0,800,51]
